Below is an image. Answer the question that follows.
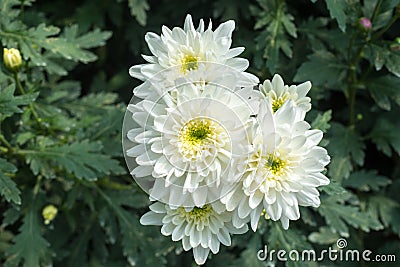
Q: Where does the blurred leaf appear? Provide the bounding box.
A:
[327,123,365,181]
[232,234,264,267]
[370,115,400,156]
[366,75,400,111]
[311,110,332,132]
[319,194,383,237]
[325,0,347,32]
[128,0,149,26]
[253,0,297,73]
[0,158,20,205]
[5,207,51,267]
[308,226,340,245]
[367,195,400,236]
[365,44,400,78]
[343,170,391,192]
[294,51,347,87]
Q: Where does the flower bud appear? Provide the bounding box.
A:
[390,37,400,51]
[359,17,372,31]
[3,48,22,72]
[42,204,58,225]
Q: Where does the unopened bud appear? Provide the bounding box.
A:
[42,204,58,225]
[3,48,22,73]
[359,17,372,31]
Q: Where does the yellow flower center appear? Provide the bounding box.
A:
[179,118,211,150]
[179,204,213,223]
[264,154,288,178]
[181,54,199,73]
[271,96,287,113]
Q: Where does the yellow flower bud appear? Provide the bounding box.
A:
[42,204,58,225]
[3,48,22,72]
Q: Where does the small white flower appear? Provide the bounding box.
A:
[140,201,248,265]
[259,74,311,120]
[129,14,258,98]
[126,80,253,207]
[222,100,330,230]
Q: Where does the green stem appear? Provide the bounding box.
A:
[33,175,42,195]
[13,73,42,125]
[372,14,400,40]
[0,134,13,152]
[371,0,383,23]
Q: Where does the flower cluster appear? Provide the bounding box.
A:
[124,15,330,265]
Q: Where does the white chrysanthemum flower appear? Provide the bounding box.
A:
[126,80,252,207]
[129,14,258,97]
[222,100,330,230]
[259,74,311,120]
[140,201,248,265]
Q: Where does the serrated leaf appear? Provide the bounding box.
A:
[325,0,347,32]
[308,226,340,245]
[294,51,346,86]
[0,84,39,119]
[366,75,400,111]
[311,110,332,132]
[320,181,347,195]
[365,44,400,78]
[370,116,400,156]
[327,123,365,181]
[75,28,112,49]
[24,140,125,180]
[319,195,383,236]
[367,196,400,236]
[343,170,391,191]
[253,0,298,73]
[0,158,20,205]
[128,0,149,26]
[5,208,51,267]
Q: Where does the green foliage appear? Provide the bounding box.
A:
[252,0,297,73]
[0,0,399,266]
[5,204,51,267]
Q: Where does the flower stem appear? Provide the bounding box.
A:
[13,73,42,125]
[372,14,399,40]
[0,133,13,152]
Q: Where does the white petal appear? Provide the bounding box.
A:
[193,246,210,265]
[140,211,164,225]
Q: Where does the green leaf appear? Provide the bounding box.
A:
[366,75,400,111]
[367,195,400,236]
[325,0,347,32]
[5,208,51,267]
[0,158,20,205]
[370,115,400,156]
[267,223,317,267]
[253,0,298,73]
[294,51,347,87]
[343,170,391,192]
[311,110,332,132]
[327,123,365,181]
[365,44,400,78]
[319,181,347,195]
[308,226,340,245]
[73,27,112,49]
[24,140,125,180]
[232,234,264,267]
[128,0,149,26]
[318,194,383,236]
[0,84,39,119]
